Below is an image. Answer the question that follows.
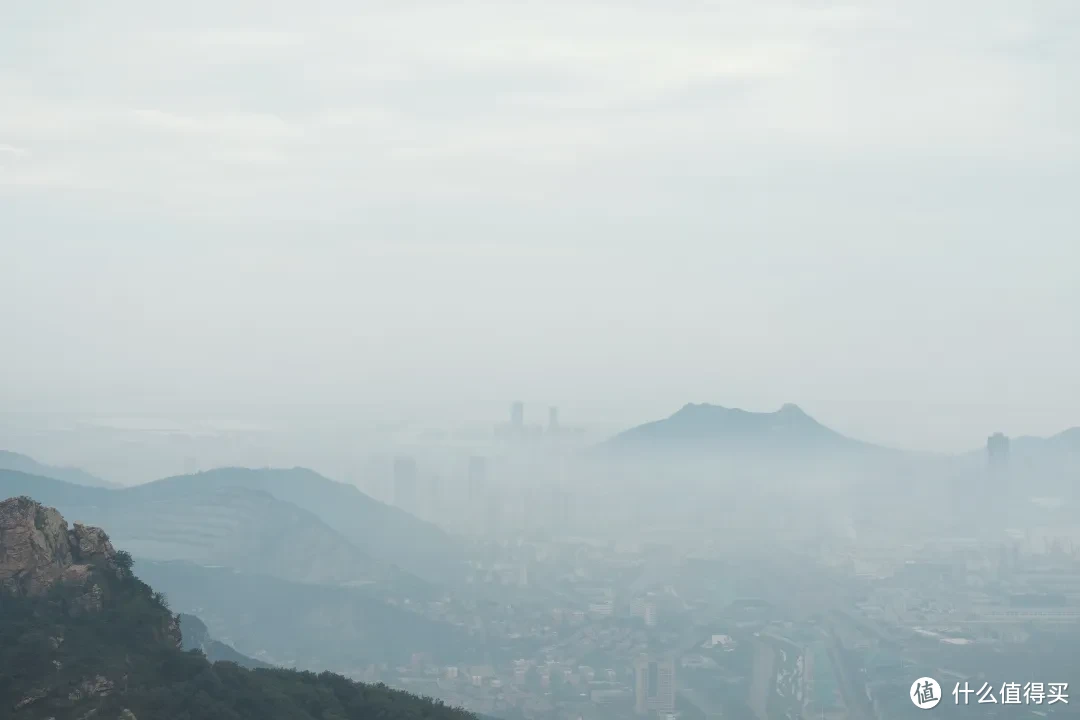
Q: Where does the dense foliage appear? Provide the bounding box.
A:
[0,559,476,720]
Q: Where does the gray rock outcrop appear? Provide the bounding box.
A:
[0,496,117,598]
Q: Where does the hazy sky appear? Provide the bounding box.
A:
[2,0,1078,452]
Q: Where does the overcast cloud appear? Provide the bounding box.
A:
[1,0,1078,451]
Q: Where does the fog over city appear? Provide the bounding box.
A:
[2,2,1079,720]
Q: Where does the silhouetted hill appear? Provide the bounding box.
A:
[138,560,478,669]
[0,449,119,488]
[1011,427,1080,455]
[142,467,464,584]
[0,470,428,592]
[178,613,271,669]
[0,470,104,505]
[0,497,476,720]
[599,403,887,456]
[961,427,1080,485]
[976,428,1080,497]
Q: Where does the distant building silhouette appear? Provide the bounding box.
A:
[496,399,585,450]
[634,655,675,714]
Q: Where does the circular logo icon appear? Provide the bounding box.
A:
[911,677,942,709]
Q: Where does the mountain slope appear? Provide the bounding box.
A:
[1011,426,1080,455]
[178,613,271,669]
[0,470,401,588]
[600,402,885,456]
[0,449,119,488]
[138,559,476,669]
[140,467,464,583]
[1052,426,1080,449]
[0,497,476,720]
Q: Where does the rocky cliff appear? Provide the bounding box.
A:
[0,495,119,597]
[0,496,477,720]
[1,497,169,719]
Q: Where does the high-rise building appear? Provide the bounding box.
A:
[393,456,418,514]
[510,401,525,429]
[634,655,675,714]
[988,432,1010,471]
[548,406,559,432]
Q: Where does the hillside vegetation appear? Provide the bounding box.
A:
[0,497,475,720]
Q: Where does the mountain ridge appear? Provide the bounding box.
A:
[178,613,272,669]
[0,469,434,591]
[599,402,890,456]
[137,559,475,669]
[0,449,119,488]
[1012,426,1080,451]
[139,467,463,584]
[601,402,1079,459]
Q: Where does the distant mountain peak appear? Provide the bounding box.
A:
[675,401,807,416]
[777,402,807,416]
[673,402,717,415]
[669,401,814,426]
[600,401,877,455]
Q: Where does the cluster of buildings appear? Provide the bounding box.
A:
[350,533,701,720]
[373,617,683,720]
[433,654,675,718]
[368,402,585,536]
[358,417,1080,720]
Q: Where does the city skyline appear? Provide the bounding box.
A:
[2,396,1073,455]
[3,2,1079,720]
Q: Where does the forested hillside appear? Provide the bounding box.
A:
[0,497,475,720]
